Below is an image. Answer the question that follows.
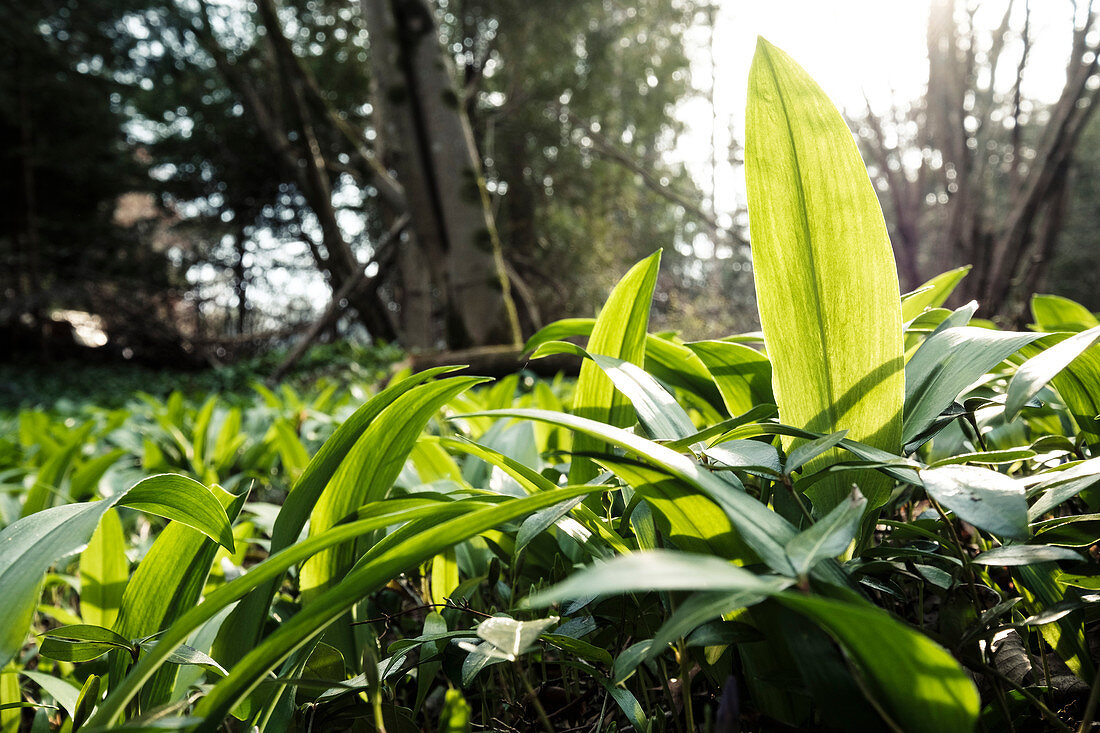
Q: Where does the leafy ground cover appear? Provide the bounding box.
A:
[2,39,1100,732]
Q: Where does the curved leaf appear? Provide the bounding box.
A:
[1005,325,1100,421]
[778,594,979,733]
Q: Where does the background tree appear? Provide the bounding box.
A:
[858,0,1099,323]
[0,1,184,360]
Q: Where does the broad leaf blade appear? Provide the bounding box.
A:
[921,465,1029,540]
[778,594,979,733]
[905,327,1041,445]
[745,38,903,512]
[79,507,128,628]
[119,474,236,553]
[524,551,791,608]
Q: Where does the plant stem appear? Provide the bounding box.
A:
[514,660,554,733]
[677,642,695,732]
[1078,665,1100,733]
[976,661,1073,733]
[929,497,984,613]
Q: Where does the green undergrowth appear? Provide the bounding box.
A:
[2,39,1100,733]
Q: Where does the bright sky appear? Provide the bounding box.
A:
[674,0,1080,228]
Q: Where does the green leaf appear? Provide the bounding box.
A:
[921,465,1029,540]
[972,545,1082,566]
[745,39,903,512]
[595,456,750,560]
[460,408,799,573]
[523,550,791,608]
[541,634,612,667]
[785,430,848,476]
[111,483,247,708]
[1005,325,1100,421]
[73,674,101,731]
[685,340,774,417]
[778,594,979,733]
[531,341,696,440]
[137,640,227,675]
[1027,457,1100,519]
[19,671,79,721]
[0,501,116,668]
[901,267,971,322]
[1034,513,1100,547]
[1031,294,1099,332]
[786,488,866,575]
[905,327,1042,445]
[568,250,661,485]
[217,367,461,667]
[79,508,128,628]
[300,376,486,598]
[929,448,1036,467]
[702,440,781,477]
[119,474,235,553]
[40,624,132,649]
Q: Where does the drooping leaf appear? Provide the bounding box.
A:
[973,545,1082,566]
[1005,326,1100,421]
[120,474,236,553]
[921,465,1029,540]
[745,38,903,512]
[530,341,696,440]
[778,594,979,733]
[905,327,1042,445]
[524,551,791,608]
[686,340,774,417]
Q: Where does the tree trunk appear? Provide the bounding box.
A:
[362,0,521,349]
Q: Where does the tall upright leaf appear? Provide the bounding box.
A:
[745,38,903,512]
[299,377,486,598]
[568,250,661,485]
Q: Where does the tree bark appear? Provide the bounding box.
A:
[362,0,521,349]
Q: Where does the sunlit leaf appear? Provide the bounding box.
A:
[745,39,903,512]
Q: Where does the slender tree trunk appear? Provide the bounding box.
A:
[362,0,521,348]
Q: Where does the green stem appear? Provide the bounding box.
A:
[1078,665,1100,733]
[976,662,1072,733]
[677,641,695,732]
[514,661,554,733]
